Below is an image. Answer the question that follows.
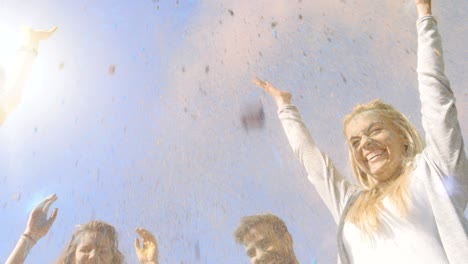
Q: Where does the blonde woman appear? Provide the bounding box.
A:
[254,1,467,263]
[5,194,159,264]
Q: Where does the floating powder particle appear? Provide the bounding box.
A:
[108,64,116,75]
[241,102,265,131]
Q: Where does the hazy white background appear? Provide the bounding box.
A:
[0,0,466,263]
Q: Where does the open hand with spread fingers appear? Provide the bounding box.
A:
[5,194,58,264]
[135,227,159,264]
[23,194,58,243]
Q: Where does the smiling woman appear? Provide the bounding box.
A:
[1,0,466,263]
[254,0,467,263]
[343,99,423,235]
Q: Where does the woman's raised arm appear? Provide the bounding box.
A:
[5,194,58,264]
[415,1,467,179]
[254,77,357,223]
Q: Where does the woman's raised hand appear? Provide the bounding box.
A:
[21,26,58,50]
[23,194,58,243]
[253,76,292,108]
[135,228,159,264]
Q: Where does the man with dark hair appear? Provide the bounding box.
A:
[234,213,299,264]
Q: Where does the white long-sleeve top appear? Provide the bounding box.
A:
[277,16,468,264]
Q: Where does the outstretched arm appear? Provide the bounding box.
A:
[134,228,159,264]
[0,26,57,126]
[254,77,357,223]
[415,2,468,261]
[415,1,467,178]
[5,194,58,264]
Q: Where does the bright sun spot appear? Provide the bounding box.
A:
[0,26,22,69]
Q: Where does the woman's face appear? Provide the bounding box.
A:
[345,111,406,183]
[75,231,114,264]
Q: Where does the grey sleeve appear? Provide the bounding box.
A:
[417,16,467,182]
[278,105,357,223]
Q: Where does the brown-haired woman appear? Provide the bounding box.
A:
[5,194,159,264]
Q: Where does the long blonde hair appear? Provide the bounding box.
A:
[343,99,423,235]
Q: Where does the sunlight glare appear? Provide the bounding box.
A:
[0,25,22,69]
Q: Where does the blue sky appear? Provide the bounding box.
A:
[0,0,467,263]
